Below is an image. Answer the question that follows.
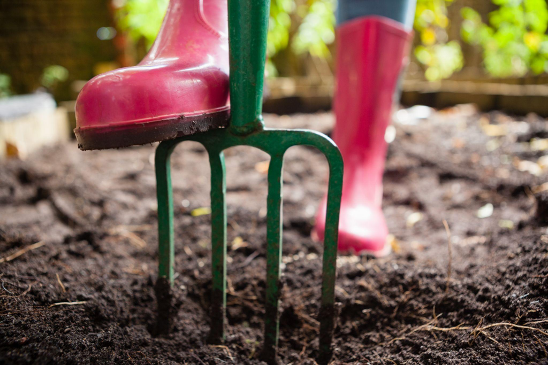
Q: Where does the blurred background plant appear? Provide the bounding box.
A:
[112,0,336,77]
[41,66,69,92]
[0,66,68,100]
[267,0,336,76]
[0,0,547,102]
[413,0,464,81]
[266,0,294,76]
[461,0,548,77]
[111,0,549,81]
[0,74,13,99]
[114,0,169,49]
[289,0,335,60]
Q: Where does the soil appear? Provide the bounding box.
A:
[0,107,548,364]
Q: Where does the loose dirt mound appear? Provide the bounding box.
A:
[1,109,547,364]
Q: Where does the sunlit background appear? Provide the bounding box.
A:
[0,0,547,158]
[1,0,547,93]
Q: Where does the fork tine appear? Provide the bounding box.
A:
[260,153,284,363]
[155,141,176,285]
[154,141,178,335]
[207,150,228,344]
[318,148,343,364]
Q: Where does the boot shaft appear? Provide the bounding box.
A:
[333,17,412,204]
[145,0,228,65]
[333,17,411,155]
[160,0,228,36]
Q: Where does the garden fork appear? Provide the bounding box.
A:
[154,0,343,363]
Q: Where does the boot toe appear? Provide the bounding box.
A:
[337,207,389,256]
[76,63,229,130]
[315,203,390,257]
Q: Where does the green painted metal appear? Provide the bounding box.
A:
[207,151,227,344]
[154,0,343,363]
[155,142,175,283]
[227,0,270,135]
[155,128,342,363]
[261,153,284,362]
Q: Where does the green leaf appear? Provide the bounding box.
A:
[460,0,548,77]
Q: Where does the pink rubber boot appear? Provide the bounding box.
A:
[315,17,412,256]
[75,0,229,150]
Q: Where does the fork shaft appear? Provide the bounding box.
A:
[208,150,228,344]
[227,0,270,135]
[261,154,284,363]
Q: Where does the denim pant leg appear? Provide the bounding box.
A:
[337,0,416,30]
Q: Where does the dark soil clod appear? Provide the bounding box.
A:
[153,277,176,336]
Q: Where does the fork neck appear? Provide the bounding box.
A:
[227,0,270,136]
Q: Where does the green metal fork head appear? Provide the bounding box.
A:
[154,0,343,364]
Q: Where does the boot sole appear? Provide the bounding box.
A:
[74,107,230,151]
[312,228,392,258]
[344,242,392,258]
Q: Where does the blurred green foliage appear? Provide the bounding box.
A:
[267,0,335,76]
[266,0,294,76]
[114,0,169,48]
[414,0,464,81]
[291,0,335,58]
[0,74,13,99]
[0,66,68,99]
[267,0,293,59]
[461,0,548,77]
[41,65,69,91]
[113,0,335,77]
[112,0,547,81]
